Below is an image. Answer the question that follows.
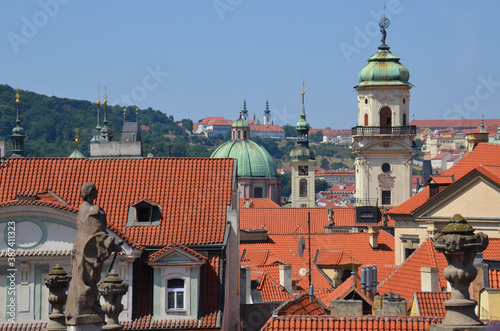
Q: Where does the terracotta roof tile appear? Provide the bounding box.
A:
[274,294,328,316]
[260,315,442,331]
[391,144,500,215]
[377,239,448,300]
[0,157,234,247]
[239,198,281,208]
[413,292,450,318]
[489,269,500,289]
[241,233,395,293]
[256,272,294,303]
[485,239,500,260]
[148,243,208,262]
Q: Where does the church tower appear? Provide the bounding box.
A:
[11,88,26,157]
[352,22,415,207]
[263,99,271,125]
[290,84,316,208]
[241,98,249,121]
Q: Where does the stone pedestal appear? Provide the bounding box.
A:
[42,265,70,331]
[98,270,129,331]
[433,214,488,330]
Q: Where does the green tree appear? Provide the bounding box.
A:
[279,172,291,198]
[310,131,323,143]
[282,124,296,138]
[320,158,330,170]
[315,178,329,193]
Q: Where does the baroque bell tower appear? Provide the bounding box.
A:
[352,20,415,207]
[290,83,316,208]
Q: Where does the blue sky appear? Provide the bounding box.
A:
[0,1,499,129]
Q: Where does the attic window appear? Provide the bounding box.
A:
[127,200,161,226]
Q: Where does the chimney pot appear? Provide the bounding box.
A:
[368,226,379,249]
[420,266,439,292]
[279,264,293,294]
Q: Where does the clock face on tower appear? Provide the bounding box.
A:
[298,166,308,176]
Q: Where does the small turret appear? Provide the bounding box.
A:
[11,87,26,157]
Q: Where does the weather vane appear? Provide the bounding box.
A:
[379,2,390,46]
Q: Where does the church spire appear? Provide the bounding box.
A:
[100,86,113,141]
[290,81,315,161]
[241,97,249,121]
[69,128,84,158]
[11,87,26,157]
[263,98,271,125]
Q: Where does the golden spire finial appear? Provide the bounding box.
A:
[302,80,305,96]
[103,85,108,104]
[136,107,139,116]
[75,128,80,144]
[97,85,101,105]
[124,108,127,115]
[16,87,20,104]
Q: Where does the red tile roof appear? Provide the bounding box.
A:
[241,233,395,293]
[391,144,500,215]
[274,294,328,316]
[410,119,500,128]
[240,208,362,233]
[250,125,285,132]
[413,292,450,319]
[377,239,448,300]
[489,269,500,289]
[0,157,234,247]
[260,315,441,331]
[239,198,281,208]
[148,243,208,262]
[485,239,500,260]
[256,272,294,303]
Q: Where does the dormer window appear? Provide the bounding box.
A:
[167,278,185,310]
[127,199,161,226]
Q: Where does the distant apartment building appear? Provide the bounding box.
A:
[322,129,352,145]
[316,169,355,186]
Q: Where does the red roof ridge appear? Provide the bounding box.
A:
[148,243,208,262]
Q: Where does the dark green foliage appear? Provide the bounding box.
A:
[310,131,323,143]
[0,85,213,158]
[279,172,291,198]
[315,178,329,193]
[282,124,296,138]
[320,158,330,170]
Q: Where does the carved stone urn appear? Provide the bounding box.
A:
[43,264,70,331]
[98,269,129,331]
[433,214,488,327]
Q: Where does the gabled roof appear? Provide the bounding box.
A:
[255,272,293,303]
[0,158,235,247]
[377,239,448,300]
[273,294,328,316]
[413,292,450,318]
[148,243,208,264]
[391,144,500,215]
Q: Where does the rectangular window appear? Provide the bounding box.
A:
[381,191,391,205]
[167,278,185,310]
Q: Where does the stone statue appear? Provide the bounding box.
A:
[381,26,387,45]
[66,182,121,328]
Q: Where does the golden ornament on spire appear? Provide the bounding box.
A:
[302,80,305,95]
[75,128,80,144]
[97,85,101,105]
[136,107,139,116]
[124,108,127,115]
[103,85,108,104]
[16,87,20,104]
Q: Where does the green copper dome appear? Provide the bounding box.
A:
[232,118,249,128]
[357,45,411,87]
[296,104,310,131]
[290,145,315,161]
[12,124,25,135]
[211,140,277,177]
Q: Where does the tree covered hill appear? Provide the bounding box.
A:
[0,84,195,157]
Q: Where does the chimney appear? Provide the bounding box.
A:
[244,199,250,208]
[240,266,252,304]
[420,266,439,292]
[368,226,379,249]
[279,264,292,294]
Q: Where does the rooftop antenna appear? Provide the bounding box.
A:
[307,212,313,300]
[379,1,390,46]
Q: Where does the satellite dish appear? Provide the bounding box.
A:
[299,268,308,276]
[298,237,306,257]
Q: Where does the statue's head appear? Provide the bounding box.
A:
[81,182,97,200]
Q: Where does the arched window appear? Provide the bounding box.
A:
[254,187,263,198]
[167,278,185,310]
[299,179,307,197]
[403,113,407,126]
[364,114,369,127]
[380,107,391,133]
[237,131,241,139]
[244,131,247,140]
